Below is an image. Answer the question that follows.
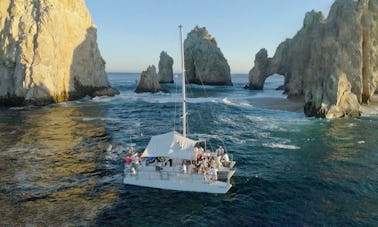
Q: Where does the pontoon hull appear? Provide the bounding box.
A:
[123,169,232,194]
[124,178,231,194]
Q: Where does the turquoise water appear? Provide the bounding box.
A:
[0,73,377,226]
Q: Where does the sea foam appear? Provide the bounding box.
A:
[263,143,300,150]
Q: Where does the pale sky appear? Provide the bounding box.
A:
[85,0,334,74]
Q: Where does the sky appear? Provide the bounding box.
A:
[85,0,334,74]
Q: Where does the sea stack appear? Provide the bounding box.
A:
[248,0,378,118]
[135,65,166,93]
[158,51,174,83]
[184,26,232,86]
[0,0,118,106]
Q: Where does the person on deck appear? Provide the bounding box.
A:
[221,153,230,167]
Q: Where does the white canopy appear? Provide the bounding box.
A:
[141,131,201,160]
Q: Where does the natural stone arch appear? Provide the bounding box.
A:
[264,74,285,91]
[247,49,288,92]
[247,49,269,90]
[247,0,378,118]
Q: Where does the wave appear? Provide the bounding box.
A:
[92,95,119,103]
[217,115,244,129]
[361,107,378,117]
[78,117,122,123]
[88,87,290,113]
[190,133,223,141]
[9,106,26,111]
[262,143,301,150]
[92,91,212,104]
[222,97,253,108]
[240,102,254,107]
[222,97,233,105]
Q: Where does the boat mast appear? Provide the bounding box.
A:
[179,25,187,137]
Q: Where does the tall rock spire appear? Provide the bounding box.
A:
[184,26,232,86]
[0,0,118,106]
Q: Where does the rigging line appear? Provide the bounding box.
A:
[184,88,191,136]
[186,82,195,136]
[180,31,227,152]
[172,26,182,133]
[200,78,228,149]
[174,75,180,132]
[186,79,228,151]
[198,75,219,125]
[185,83,215,150]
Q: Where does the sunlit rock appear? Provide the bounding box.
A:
[158,51,174,83]
[0,0,118,106]
[185,26,232,86]
[249,0,378,118]
[135,65,167,93]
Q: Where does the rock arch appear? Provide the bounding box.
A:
[248,0,378,118]
[248,49,289,93]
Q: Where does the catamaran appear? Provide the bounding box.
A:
[123,25,236,193]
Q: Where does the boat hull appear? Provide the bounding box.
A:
[124,178,231,194]
[123,169,232,194]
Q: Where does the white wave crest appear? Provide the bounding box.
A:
[263,143,300,150]
[80,117,121,123]
[9,107,26,110]
[222,97,253,108]
[222,97,233,105]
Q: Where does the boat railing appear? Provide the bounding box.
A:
[228,153,233,162]
[124,165,220,184]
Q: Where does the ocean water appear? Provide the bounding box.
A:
[0,73,377,226]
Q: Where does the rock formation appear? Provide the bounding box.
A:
[158,51,174,83]
[248,0,378,118]
[135,65,166,93]
[0,0,118,106]
[184,26,232,86]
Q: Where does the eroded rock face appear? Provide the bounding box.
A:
[184,26,232,86]
[135,65,165,93]
[248,49,270,90]
[0,0,118,106]
[249,0,378,118]
[158,51,174,83]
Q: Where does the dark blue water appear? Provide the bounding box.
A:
[0,73,377,226]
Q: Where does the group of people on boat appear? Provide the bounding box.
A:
[124,147,141,174]
[186,146,230,180]
[124,145,231,180]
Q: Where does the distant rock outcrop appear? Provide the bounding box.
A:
[184,26,232,86]
[0,0,118,106]
[158,51,174,83]
[248,0,378,118]
[135,65,166,93]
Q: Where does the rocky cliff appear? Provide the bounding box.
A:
[158,51,174,83]
[135,65,166,93]
[0,0,118,106]
[248,0,378,118]
[185,26,232,86]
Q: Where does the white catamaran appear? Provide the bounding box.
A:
[123,25,236,193]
